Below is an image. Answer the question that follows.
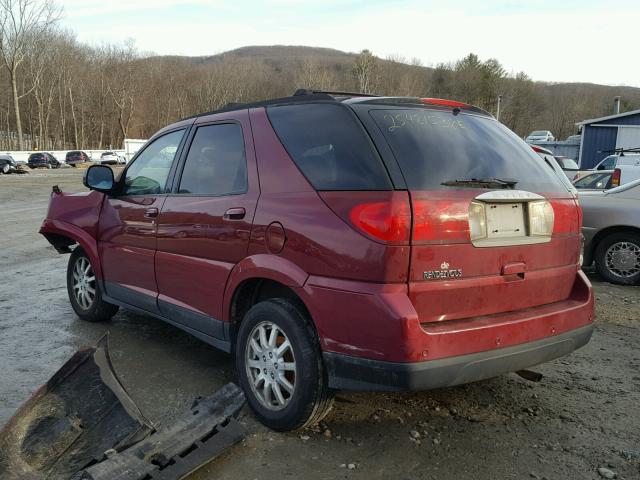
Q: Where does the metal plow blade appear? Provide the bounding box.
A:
[0,335,155,480]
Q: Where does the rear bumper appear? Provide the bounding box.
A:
[324,324,593,391]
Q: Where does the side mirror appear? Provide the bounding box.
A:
[84,165,114,192]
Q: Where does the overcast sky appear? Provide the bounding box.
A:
[59,0,639,87]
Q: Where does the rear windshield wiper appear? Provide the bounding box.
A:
[441,177,518,189]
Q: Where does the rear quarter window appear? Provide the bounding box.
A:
[267,103,392,190]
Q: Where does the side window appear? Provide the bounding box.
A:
[267,104,392,190]
[123,129,185,195]
[178,123,247,195]
[599,156,616,170]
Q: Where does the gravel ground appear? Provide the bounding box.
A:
[0,168,639,480]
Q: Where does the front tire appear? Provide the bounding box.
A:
[594,232,640,285]
[236,299,334,431]
[1,164,9,174]
[67,248,119,322]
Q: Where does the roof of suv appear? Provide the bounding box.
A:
[180,90,492,123]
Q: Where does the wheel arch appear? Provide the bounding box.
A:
[586,225,640,266]
[223,255,314,348]
[40,219,103,278]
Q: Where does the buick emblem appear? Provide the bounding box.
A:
[424,261,463,280]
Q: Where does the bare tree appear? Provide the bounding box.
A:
[0,0,59,149]
[353,49,378,93]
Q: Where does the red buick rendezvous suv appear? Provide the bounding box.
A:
[40,91,594,431]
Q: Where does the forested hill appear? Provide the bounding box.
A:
[152,45,640,139]
[4,40,639,151]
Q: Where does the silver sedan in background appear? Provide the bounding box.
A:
[580,178,640,285]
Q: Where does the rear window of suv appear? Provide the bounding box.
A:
[267,103,392,190]
[369,108,567,193]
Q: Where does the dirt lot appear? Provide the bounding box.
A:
[1,168,639,480]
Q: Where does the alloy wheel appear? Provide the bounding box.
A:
[245,321,297,411]
[72,257,96,310]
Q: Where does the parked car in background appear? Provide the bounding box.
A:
[525,130,555,142]
[554,156,579,176]
[97,151,120,165]
[40,92,593,431]
[65,150,90,167]
[117,153,127,164]
[594,153,640,170]
[529,144,578,191]
[579,178,640,285]
[28,152,60,169]
[574,170,614,190]
[0,153,17,174]
[574,152,640,182]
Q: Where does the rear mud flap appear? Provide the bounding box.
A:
[0,336,247,480]
[0,335,154,480]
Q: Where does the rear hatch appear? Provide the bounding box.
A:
[356,102,581,323]
[29,153,46,164]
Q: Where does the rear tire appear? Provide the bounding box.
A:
[594,232,640,285]
[236,299,334,431]
[1,164,9,174]
[67,248,119,322]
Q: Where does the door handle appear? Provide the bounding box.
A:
[144,207,159,219]
[224,207,246,220]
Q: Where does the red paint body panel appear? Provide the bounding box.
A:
[40,218,103,278]
[43,190,104,239]
[305,269,592,363]
[406,190,583,323]
[40,100,595,390]
[98,195,164,301]
[155,109,259,320]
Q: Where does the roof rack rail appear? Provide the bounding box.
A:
[293,89,381,98]
[180,92,335,121]
[598,147,640,155]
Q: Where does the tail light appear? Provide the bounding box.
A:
[420,98,470,108]
[412,198,470,243]
[319,191,411,244]
[611,168,621,187]
[528,200,554,236]
[468,202,487,241]
[349,199,411,243]
[548,199,580,234]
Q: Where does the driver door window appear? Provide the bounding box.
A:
[123,129,185,195]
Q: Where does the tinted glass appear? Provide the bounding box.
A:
[123,129,184,195]
[179,123,247,195]
[267,103,391,190]
[599,156,617,169]
[556,157,578,170]
[573,172,612,189]
[369,108,567,193]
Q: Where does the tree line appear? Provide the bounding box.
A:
[1,0,638,152]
